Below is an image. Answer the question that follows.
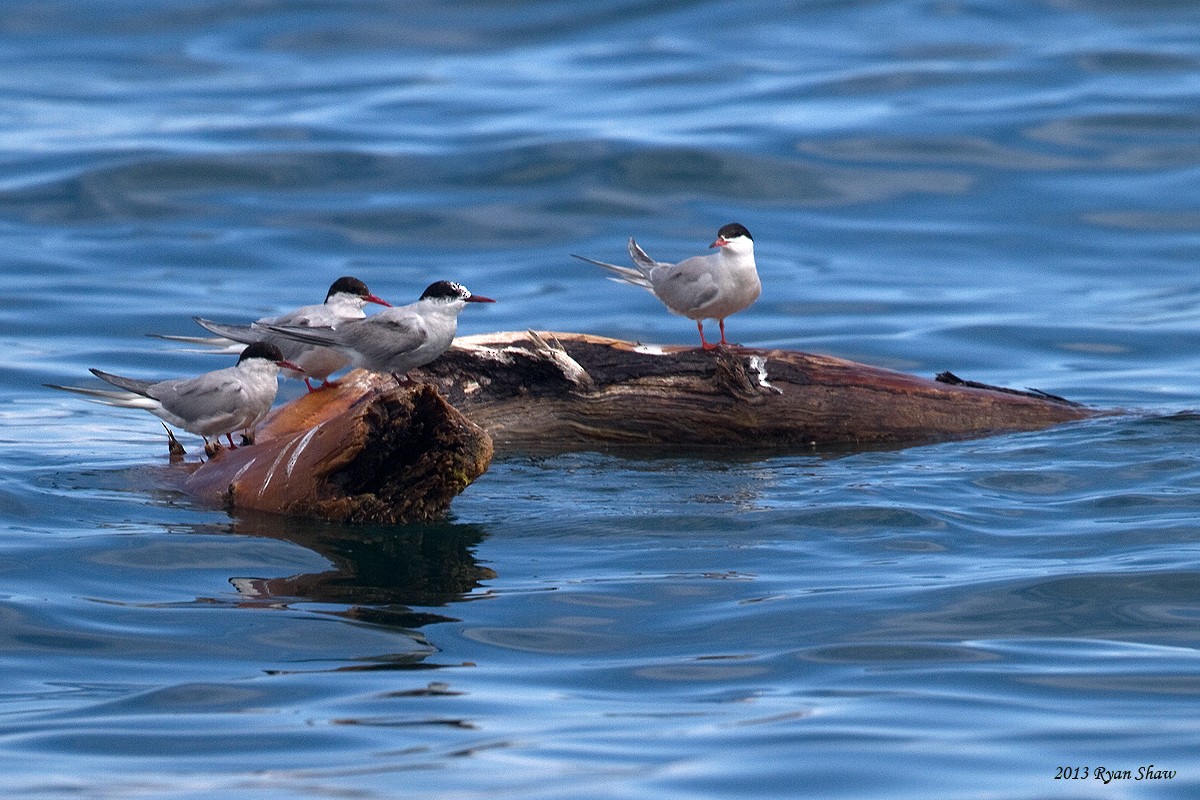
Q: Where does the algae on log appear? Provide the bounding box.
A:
[405,331,1097,451]
[183,371,493,524]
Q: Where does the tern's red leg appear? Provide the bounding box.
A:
[304,377,316,392]
[718,318,729,345]
[225,433,238,449]
[698,321,718,350]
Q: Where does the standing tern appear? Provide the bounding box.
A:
[156,276,392,391]
[46,341,301,452]
[262,280,494,383]
[572,222,760,349]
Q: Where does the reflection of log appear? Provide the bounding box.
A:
[183,371,493,524]
[406,331,1097,450]
[226,516,494,629]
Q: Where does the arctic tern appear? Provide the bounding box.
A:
[46,341,301,452]
[155,276,391,391]
[572,222,760,349]
[262,280,494,383]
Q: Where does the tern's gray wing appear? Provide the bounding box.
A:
[89,369,158,397]
[195,318,315,367]
[627,237,668,271]
[346,314,429,368]
[188,301,346,350]
[263,301,345,328]
[651,256,722,316]
[193,317,262,345]
[148,368,245,424]
[259,323,339,348]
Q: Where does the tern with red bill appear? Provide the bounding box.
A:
[572,222,760,349]
[262,280,494,383]
[46,341,302,451]
[154,276,392,391]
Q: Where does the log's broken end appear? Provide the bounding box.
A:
[184,378,493,524]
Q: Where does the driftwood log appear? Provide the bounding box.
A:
[179,331,1098,523]
[410,331,1097,450]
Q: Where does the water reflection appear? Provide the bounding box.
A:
[223,512,495,630]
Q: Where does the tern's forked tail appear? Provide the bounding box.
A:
[570,252,654,290]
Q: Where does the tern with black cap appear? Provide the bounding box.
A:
[155,276,392,391]
[47,341,302,451]
[263,280,494,383]
[573,223,760,349]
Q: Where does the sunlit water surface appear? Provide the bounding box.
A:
[4,1,1200,797]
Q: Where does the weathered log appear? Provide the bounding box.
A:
[405,331,1098,451]
[182,370,493,523]
[175,330,1098,523]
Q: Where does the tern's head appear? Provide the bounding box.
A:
[325,276,392,308]
[710,223,754,254]
[238,341,303,373]
[419,280,496,307]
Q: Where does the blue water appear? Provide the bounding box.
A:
[4,0,1200,797]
